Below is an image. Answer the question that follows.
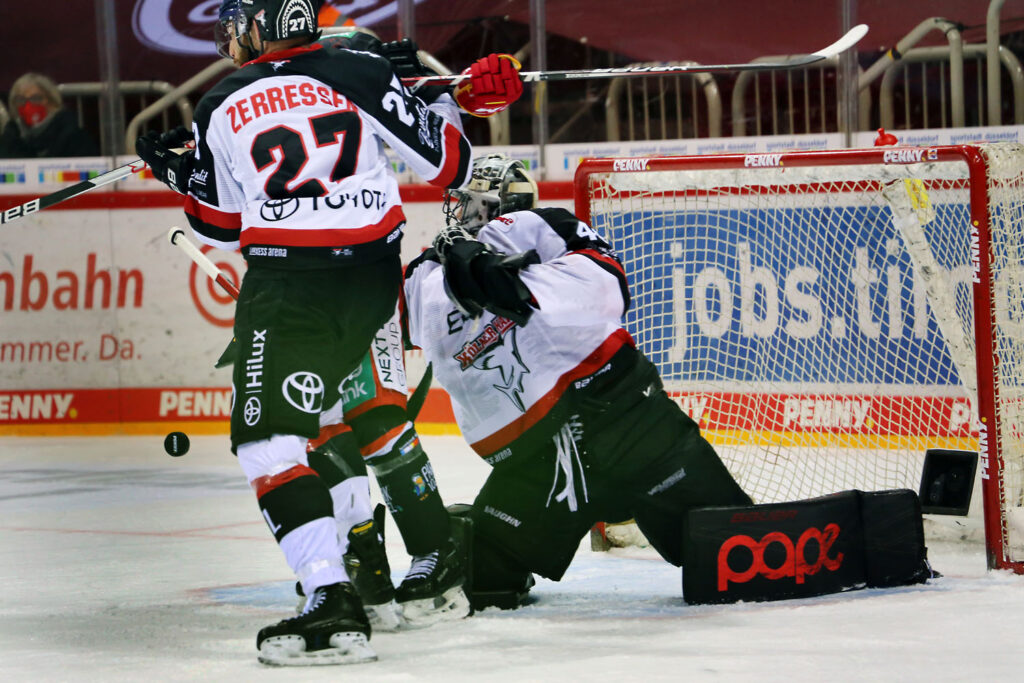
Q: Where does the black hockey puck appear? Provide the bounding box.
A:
[164,431,190,457]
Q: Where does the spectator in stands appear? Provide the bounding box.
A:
[0,73,98,158]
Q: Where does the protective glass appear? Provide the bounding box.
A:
[215,0,243,60]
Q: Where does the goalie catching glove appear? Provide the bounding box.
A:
[454,54,524,117]
[135,126,195,195]
[435,233,539,326]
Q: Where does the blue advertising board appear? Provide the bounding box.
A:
[597,204,973,388]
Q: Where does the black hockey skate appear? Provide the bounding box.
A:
[395,517,472,627]
[344,506,402,631]
[257,582,376,667]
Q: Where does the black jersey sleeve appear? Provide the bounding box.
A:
[531,207,631,310]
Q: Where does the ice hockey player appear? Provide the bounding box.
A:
[213,310,466,634]
[402,154,753,610]
[134,0,520,666]
[295,305,474,631]
[299,29,501,630]
[231,29,483,632]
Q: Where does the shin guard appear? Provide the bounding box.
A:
[368,430,450,555]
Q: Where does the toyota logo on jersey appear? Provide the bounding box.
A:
[283,371,324,413]
[244,396,262,425]
[260,197,300,221]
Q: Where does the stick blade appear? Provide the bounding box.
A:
[812,23,869,59]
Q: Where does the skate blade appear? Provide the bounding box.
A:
[258,632,377,666]
[399,585,471,628]
[366,599,404,632]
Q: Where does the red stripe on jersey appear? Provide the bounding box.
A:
[246,43,323,66]
[185,195,242,229]
[360,424,409,458]
[242,204,406,247]
[469,328,636,456]
[570,248,627,278]
[344,388,408,421]
[428,122,463,187]
[251,464,319,498]
[306,421,353,452]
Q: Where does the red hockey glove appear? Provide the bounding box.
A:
[453,53,523,117]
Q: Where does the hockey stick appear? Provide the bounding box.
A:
[406,361,432,422]
[403,24,868,90]
[168,226,240,299]
[0,158,149,226]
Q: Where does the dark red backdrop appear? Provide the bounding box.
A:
[3,0,1021,91]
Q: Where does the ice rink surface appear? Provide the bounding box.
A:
[2,433,1023,682]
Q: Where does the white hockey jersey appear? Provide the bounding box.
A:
[404,207,635,459]
[184,42,472,266]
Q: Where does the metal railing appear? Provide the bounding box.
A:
[859,18,966,128]
[123,60,236,151]
[59,81,194,153]
[731,56,871,137]
[50,9,1023,153]
[879,43,1024,129]
[605,63,722,141]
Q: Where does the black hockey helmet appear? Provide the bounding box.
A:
[442,154,539,231]
[236,0,322,53]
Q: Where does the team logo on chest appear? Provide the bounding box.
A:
[453,317,531,412]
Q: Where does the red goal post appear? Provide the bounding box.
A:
[573,145,1024,572]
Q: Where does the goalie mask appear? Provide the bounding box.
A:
[442,154,538,232]
[234,0,322,56]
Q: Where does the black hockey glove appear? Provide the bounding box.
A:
[439,238,540,326]
[380,38,430,77]
[322,30,384,54]
[135,126,194,195]
[380,38,448,103]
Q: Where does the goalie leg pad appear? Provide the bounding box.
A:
[860,489,935,586]
[449,503,535,612]
[682,489,933,605]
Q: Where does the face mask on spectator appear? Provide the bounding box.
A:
[17,100,50,127]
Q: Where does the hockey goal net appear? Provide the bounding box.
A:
[574,144,1024,572]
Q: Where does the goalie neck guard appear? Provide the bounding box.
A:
[442,154,538,232]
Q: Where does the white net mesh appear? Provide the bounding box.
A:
[985,145,1024,558]
[582,144,1024,567]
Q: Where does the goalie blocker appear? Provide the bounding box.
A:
[682,489,935,604]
